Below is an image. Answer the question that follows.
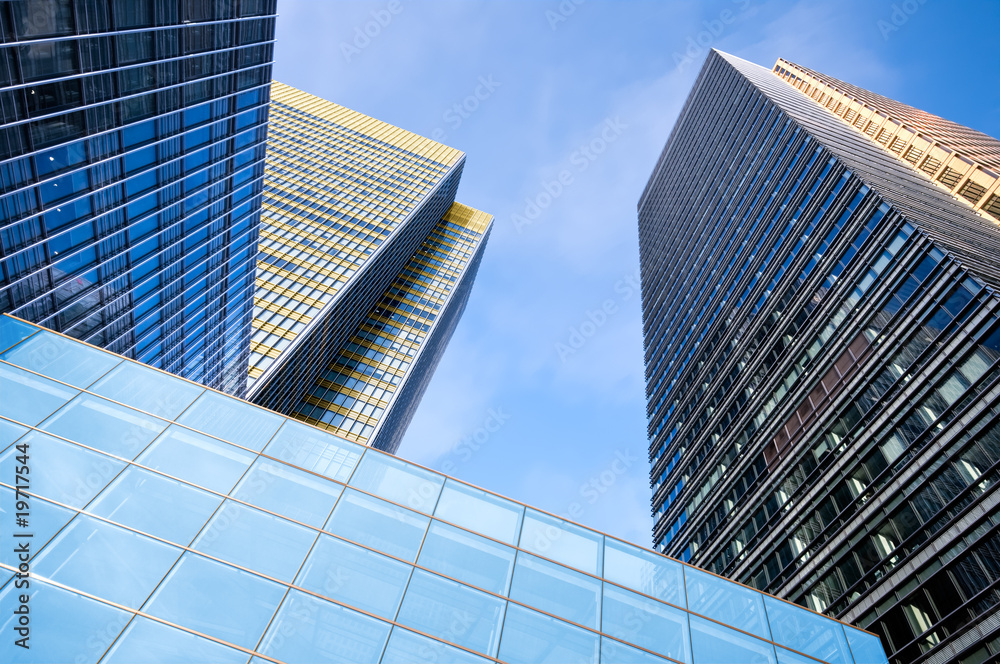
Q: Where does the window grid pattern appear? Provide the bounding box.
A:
[0,314,884,664]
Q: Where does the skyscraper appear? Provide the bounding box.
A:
[638,50,1000,664]
[0,0,277,397]
[247,82,492,452]
[0,313,887,664]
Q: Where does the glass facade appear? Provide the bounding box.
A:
[248,82,491,452]
[0,313,885,663]
[638,51,1000,664]
[0,0,277,397]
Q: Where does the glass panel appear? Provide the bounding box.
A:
[0,578,130,664]
[508,552,601,628]
[382,627,492,664]
[136,425,254,493]
[90,361,203,419]
[103,616,249,664]
[231,457,343,528]
[0,486,74,566]
[145,552,286,650]
[0,419,28,449]
[176,390,283,451]
[844,625,889,664]
[257,589,391,664]
[33,515,181,608]
[498,603,599,664]
[0,330,119,388]
[40,393,168,459]
[600,637,674,664]
[602,584,690,664]
[396,569,506,657]
[685,566,770,640]
[775,646,821,664]
[519,509,603,575]
[296,534,411,619]
[0,316,39,353]
[0,362,78,426]
[350,450,443,511]
[604,538,685,607]
[326,489,429,562]
[0,431,125,507]
[418,521,515,595]
[264,418,362,482]
[690,614,777,663]
[192,500,316,582]
[87,466,222,545]
[434,479,523,545]
[763,596,853,664]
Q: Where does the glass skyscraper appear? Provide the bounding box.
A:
[0,313,886,664]
[0,0,276,398]
[247,82,492,452]
[638,51,1000,664]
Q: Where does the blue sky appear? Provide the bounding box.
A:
[272,0,1000,547]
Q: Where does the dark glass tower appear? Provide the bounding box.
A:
[639,50,1000,663]
[0,0,277,397]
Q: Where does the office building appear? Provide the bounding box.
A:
[0,313,886,664]
[638,50,1000,664]
[248,82,492,452]
[0,0,277,397]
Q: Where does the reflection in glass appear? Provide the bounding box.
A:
[418,521,516,595]
[498,603,600,664]
[600,637,675,664]
[0,579,130,664]
[136,425,254,493]
[764,596,853,664]
[0,362,78,426]
[382,627,492,664]
[0,329,119,388]
[90,361,203,419]
[434,479,524,545]
[602,584,691,664]
[103,616,249,664]
[604,538,685,607]
[257,589,391,663]
[0,419,28,449]
[350,450,443,512]
[0,316,39,353]
[264,418,362,482]
[326,489,428,561]
[690,614,777,663]
[396,569,506,657]
[0,431,124,507]
[145,552,286,650]
[40,393,167,459]
[232,457,343,528]
[508,552,601,628]
[519,508,603,574]
[296,534,411,619]
[87,466,222,544]
[685,566,770,640]
[844,625,889,664]
[176,390,283,451]
[33,514,181,608]
[192,500,316,582]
